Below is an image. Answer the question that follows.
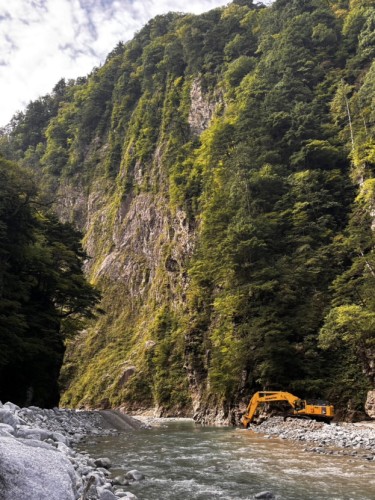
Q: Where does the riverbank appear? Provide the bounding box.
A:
[244,416,375,461]
[0,401,146,499]
[1,404,374,500]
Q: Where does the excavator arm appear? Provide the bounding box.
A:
[241,391,334,427]
[241,391,300,428]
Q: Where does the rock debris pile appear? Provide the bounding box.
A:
[0,401,144,500]
[249,416,375,460]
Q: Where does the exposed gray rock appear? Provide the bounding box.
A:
[0,423,15,436]
[0,402,145,499]
[365,390,375,418]
[3,402,21,412]
[0,436,77,500]
[94,457,112,469]
[0,408,20,427]
[97,486,117,499]
[188,79,218,135]
[254,492,275,499]
[125,469,145,481]
[112,476,129,486]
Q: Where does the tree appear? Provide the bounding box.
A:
[0,156,100,406]
[319,179,375,390]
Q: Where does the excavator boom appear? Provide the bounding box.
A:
[241,391,334,427]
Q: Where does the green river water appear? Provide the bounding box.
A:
[78,420,375,500]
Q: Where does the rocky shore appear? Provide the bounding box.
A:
[246,416,375,461]
[1,402,374,500]
[0,401,146,500]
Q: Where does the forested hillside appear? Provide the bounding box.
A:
[1,0,374,421]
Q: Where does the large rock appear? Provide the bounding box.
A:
[0,437,77,500]
[254,492,275,499]
[0,408,20,428]
[125,469,145,481]
[365,390,375,419]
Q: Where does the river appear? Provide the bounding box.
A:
[77,419,375,500]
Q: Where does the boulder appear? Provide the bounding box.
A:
[112,475,129,486]
[3,402,21,412]
[97,486,117,500]
[0,409,20,429]
[0,436,77,500]
[125,469,145,481]
[254,492,275,499]
[94,457,112,469]
[365,390,375,419]
[0,423,15,436]
[16,426,51,441]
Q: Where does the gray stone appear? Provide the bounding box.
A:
[115,491,128,498]
[0,429,13,438]
[0,409,20,428]
[254,492,275,499]
[17,438,55,451]
[51,431,69,444]
[3,402,20,412]
[0,436,76,500]
[16,426,51,441]
[112,475,129,486]
[0,423,15,435]
[97,485,117,500]
[94,456,112,469]
[125,469,145,481]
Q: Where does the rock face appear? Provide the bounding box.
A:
[57,76,204,414]
[365,390,375,418]
[188,79,218,135]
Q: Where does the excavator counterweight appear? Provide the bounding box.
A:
[241,391,334,427]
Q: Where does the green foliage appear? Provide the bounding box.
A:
[0,157,100,407]
[320,177,375,392]
[3,0,375,417]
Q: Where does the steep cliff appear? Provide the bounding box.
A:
[3,0,375,421]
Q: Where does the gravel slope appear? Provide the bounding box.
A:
[247,416,375,461]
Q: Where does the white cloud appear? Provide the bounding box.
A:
[0,0,273,127]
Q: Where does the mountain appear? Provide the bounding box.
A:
[1,0,375,422]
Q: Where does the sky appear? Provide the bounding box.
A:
[0,0,272,127]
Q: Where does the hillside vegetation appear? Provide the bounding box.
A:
[1,0,375,421]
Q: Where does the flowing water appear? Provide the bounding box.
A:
[78,419,375,500]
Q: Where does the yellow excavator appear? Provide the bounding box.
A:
[241,391,334,427]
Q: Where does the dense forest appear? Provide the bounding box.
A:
[0,157,100,406]
[1,0,374,421]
